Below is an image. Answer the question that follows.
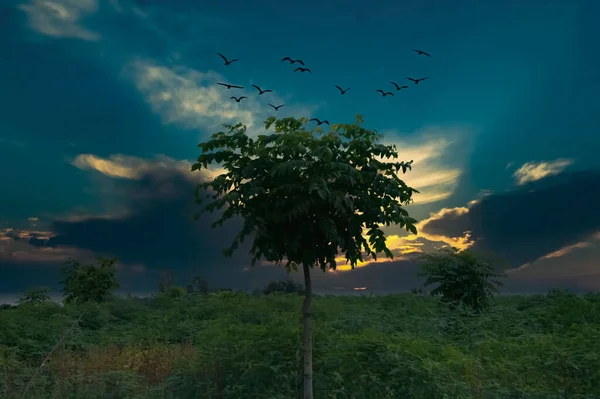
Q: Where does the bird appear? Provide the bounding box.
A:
[217,82,244,89]
[390,81,408,91]
[309,118,329,125]
[294,67,312,74]
[376,90,394,97]
[252,84,273,95]
[413,49,431,57]
[406,77,430,85]
[281,57,305,66]
[269,104,285,111]
[217,53,239,65]
[230,96,247,102]
[334,85,350,95]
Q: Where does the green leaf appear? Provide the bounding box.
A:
[408,224,417,235]
[317,188,328,200]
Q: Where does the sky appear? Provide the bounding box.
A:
[1,0,599,303]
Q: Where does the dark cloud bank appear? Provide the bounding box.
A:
[2,167,600,299]
[421,170,600,267]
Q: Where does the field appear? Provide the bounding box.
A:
[1,291,599,398]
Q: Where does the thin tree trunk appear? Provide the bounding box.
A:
[302,263,313,399]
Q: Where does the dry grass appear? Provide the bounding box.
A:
[10,341,225,398]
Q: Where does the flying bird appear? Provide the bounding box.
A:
[406,77,430,85]
[281,57,305,65]
[294,67,312,74]
[269,104,285,111]
[376,90,394,97]
[230,96,247,102]
[217,82,243,89]
[217,53,239,65]
[252,85,273,95]
[309,118,329,125]
[390,81,408,91]
[334,85,350,95]
[413,49,431,57]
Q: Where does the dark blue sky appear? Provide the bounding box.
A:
[1,0,599,302]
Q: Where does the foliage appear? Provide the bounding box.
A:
[59,257,120,305]
[158,271,175,294]
[263,279,306,295]
[192,115,419,272]
[1,292,600,398]
[193,115,420,398]
[186,275,211,295]
[161,286,186,299]
[418,247,507,312]
[17,286,51,306]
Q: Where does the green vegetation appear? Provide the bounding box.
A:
[60,257,120,304]
[419,247,508,312]
[2,116,597,398]
[193,115,418,397]
[1,291,599,398]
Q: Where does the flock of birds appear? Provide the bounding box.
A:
[215,50,432,125]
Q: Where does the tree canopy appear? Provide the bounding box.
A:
[59,257,120,304]
[192,115,419,272]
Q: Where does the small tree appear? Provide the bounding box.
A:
[186,275,211,294]
[264,279,306,295]
[418,247,507,312]
[163,286,186,298]
[18,286,51,305]
[192,115,418,399]
[59,257,120,304]
[158,270,175,293]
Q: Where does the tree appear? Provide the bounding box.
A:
[418,247,507,312]
[263,279,306,295]
[18,286,51,305]
[158,270,175,293]
[59,257,120,304]
[163,286,186,298]
[186,275,211,294]
[192,115,418,399]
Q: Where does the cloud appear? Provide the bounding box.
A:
[0,137,25,147]
[14,155,289,292]
[5,155,599,296]
[19,0,100,41]
[416,170,600,267]
[0,227,92,264]
[512,158,573,185]
[506,233,600,293]
[124,59,317,134]
[380,126,471,205]
[72,153,193,180]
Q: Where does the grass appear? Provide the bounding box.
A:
[1,290,600,398]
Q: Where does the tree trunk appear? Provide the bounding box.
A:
[302,263,313,399]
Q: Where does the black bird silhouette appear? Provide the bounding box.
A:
[294,67,312,74]
[269,104,285,111]
[230,96,247,102]
[413,49,431,57]
[217,53,239,65]
[281,57,305,66]
[407,77,430,85]
[309,118,329,125]
[217,82,243,89]
[252,84,273,95]
[334,85,350,95]
[390,81,409,91]
[376,90,394,97]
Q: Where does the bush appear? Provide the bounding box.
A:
[263,279,305,295]
[418,247,507,312]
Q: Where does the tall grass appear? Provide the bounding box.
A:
[1,291,599,398]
